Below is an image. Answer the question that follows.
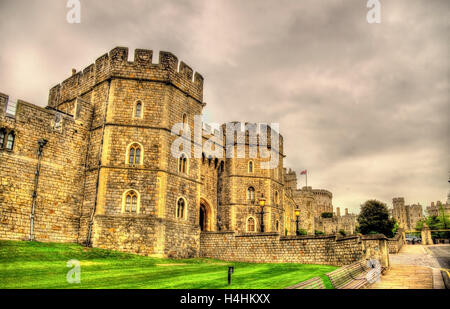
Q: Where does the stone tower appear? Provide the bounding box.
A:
[48,47,205,257]
[219,122,285,233]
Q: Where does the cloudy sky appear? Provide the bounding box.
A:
[0,0,448,213]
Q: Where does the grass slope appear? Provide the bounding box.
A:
[0,240,337,289]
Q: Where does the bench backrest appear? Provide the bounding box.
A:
[346,262,367,279]
[326,266,353,288]
[285,276,325,289]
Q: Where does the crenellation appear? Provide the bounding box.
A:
[134,49,153,65]
[179,61,193,81]
[0,93,8,115]
[48,47,204,108]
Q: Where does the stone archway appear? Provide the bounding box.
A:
[199,199,212,231]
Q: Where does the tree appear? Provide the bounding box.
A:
[357,200,396,237]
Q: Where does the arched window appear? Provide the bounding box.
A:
[6,132,15,150]
[176,198,186,219]
[276,220,280,232]
[248,160,254,173]
[274,191,279,205]
[182,113,187,125]
[178,153,187,174]
[247,217,256,232]
[124,190,139,213]
[128,143,141,165]
[0,129,5,148]
[247,187,255,203]
[135,100,142,118]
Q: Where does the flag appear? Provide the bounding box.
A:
[300,170,307,175]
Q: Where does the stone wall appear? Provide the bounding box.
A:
[387,233,404,254]
[361,234,390,268]
[92,214,200,258]
[199,231,363,266]
[0,94,91,243]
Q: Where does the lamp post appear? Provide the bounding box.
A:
[29,138,48,241]
[295,209,300,235]
[258,194,266,232]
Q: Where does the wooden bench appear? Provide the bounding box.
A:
[326,261,373,289]
[285,276,326,289]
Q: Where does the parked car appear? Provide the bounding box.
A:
[405,236,421,244]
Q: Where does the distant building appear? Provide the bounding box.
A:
[392,197,424,231]
[426,192,450,217]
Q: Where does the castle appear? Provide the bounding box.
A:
[426,193,450,218]
[391,197,424,231]
[0,47,356,258]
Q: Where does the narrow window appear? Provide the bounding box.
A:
[248,161,254,173]
[128,143,141,165]
[274,191,279,205]
[6,132,14,150]
[0,129,5,148]
[124,190,138,213]
[129,148,135,164]
[247,187,255,203]
[179,153,187,174]
[247,217,255,232]
[126,195,131,212]
[276,220,280,232]
[177,198,185,218]
[135,100,142,118]
[182,113,187,125]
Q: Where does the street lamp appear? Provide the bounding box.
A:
[295,209,300,235]
[258,194,266,232]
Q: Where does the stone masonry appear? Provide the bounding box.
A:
[1,47,360,262]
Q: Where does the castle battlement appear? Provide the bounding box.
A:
[219,121,284,153]
[48,47,204,108]
[393,197,405,206]
[312,189,333,198]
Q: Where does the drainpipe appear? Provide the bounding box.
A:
[29,138,48,241]
[216,162,223,230]
[86,79,111,246]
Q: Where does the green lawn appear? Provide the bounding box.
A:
[0,240,337,289]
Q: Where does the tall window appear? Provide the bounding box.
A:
[135,101,142,118]
[247,217,255,232]
[247,186,255,203]
[0,129,5,148]
[274,191,279,205]
[178,153,187,174]
[248,160,254,173]
[182,113,187,125]
[177,198,186,219]
[276,220,280,232]
[6,132,14,150]
[128,143,141,165]
[124,190,138,213]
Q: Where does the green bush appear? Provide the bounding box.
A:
[297,229,307,236]
[314,230,325,236]
[392,220,399,235]
[321,212,333,218]
[338,230,346,236]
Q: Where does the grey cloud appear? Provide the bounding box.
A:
[0,0,448,212]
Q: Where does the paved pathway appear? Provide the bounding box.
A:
[369,244,446,289]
